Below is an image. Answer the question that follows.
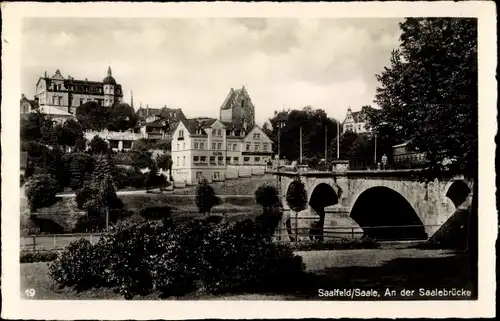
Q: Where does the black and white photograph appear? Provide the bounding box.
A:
[1,1,496,319]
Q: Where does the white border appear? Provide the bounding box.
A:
[2,1,497,319]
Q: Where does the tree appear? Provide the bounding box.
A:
[76,101,110,131]
[21,110,47,142]
[93,154,116,183]
[285,178,308,241]
[255,184,282,233]
[107,103,139,132]
[144,162,160,190]
[77,175,123,231]
[195,178,220,215]
[373,18,477,177]
[373,18,478,262]
[255,184,280,209]
[268,107,340,161]
[25,174,60,212]
[88,135,109,155]
[59,119,84,148]
[130,139,153,169]
[156,154,173,180]
[65,152,94,191]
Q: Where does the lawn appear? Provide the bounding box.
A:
[21,248,476,300]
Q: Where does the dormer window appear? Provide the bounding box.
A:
[196,128,203,135]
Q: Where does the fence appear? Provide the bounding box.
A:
[274,216,440,243]
[21,233,106,251]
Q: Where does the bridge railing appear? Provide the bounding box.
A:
[273,216,440,242]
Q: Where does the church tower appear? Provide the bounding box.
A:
[103,66,116,107]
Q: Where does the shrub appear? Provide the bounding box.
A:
[115,167,146,189]
[195,178,220,215]
[20,250,58,263]
[198,219,305,294]
[49,217,306,299]
[48,238,105,291]
[25,174,60,212]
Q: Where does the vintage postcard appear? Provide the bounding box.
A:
[1,1,497,319]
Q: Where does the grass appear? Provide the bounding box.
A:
[21,248,476,300]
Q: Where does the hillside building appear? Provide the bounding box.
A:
[31,67,123,122]
[342,107,375,134]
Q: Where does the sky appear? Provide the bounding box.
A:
[21,18,402,126]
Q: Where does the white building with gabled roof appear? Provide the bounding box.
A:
[170,87,274,185]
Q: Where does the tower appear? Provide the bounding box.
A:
[103,66,116,107]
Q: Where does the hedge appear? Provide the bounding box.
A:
[49,218,306,299]
[21,250,59,263]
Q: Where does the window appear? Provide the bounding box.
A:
[183,156,186,165]
[212,143,216,150]
[226,157,231,164]
[212,129,216,135]
[254,144,259,151]
[109,140,119,149]
[196,172,203,180]
[209,156,216,164]
[122,141,132,149]
[246,144,251,151]
[176,157,179,166]
[243,157,250,164]
[217,129,222,136]
[196,128,203,135]
[200,142,205,150]
[255,157,260,163]
[233,157,239,164]
[183,143,185,149]
[263,143,268,151]
[57,84,61,90]
[194,142,199,149]
[218,157,224,165]
[214,172,220,179]
[193,156,199,163]
[217,143,222,150]
[253,133,261,139]
[52,96,57,105]
[179,130,184,138]
[200,156,207,163]
[232,144,237,150]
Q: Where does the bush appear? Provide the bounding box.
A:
[199,219,305,294]
[115,167,147,189]
[20,250,58,263]
[48,238,106,291]
[195,178,220,215]
[49,217,306,299]
[25,174,60,212]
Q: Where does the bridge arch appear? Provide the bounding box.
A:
[349,186,427,241]
[444,179,471,209]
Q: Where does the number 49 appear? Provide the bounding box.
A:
[24,288,36,298]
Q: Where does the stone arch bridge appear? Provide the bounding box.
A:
[273,168,473,241]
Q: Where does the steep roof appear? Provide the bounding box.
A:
[220,86,250,110]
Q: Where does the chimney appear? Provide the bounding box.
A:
[44,71,47,78]
[146,104,149,116]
